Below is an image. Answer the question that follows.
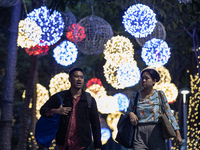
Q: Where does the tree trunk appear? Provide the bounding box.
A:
[30,70,38,150]
[0,1,21,150]
[17,56,38,150]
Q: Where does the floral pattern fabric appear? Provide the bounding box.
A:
[126,89,179,130]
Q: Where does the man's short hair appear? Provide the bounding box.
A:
[69,67,84,77]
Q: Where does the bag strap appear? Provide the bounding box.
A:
[85,92,92,108]
[57,93,63,106]
[133,92,139,114]
[158,91,164,113]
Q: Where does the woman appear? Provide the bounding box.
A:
[126,68,182,150]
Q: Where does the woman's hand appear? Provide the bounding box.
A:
[54,105,72,115]
[129,112,138,126]
[175,130,182,146]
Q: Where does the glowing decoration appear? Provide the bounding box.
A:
[113,93,129,111]
[17,20,42,48]
[49,73,71,96]
[141,38,171,67]
[85,78,106,99]
[103,62,125,89]
[25,44,49,56]
[106,111,122,130]
[117,62,140,88]
[136,21,166,47]
[74,15,113,55]
[153,66,171,86]
[36,84,49,119]
[26,6,64,46]
[154,83,178,103]
[53,40,78,66]
[101,128,111,145]
[86,78,103,88]
[122,4,157,38]
[66,23,86,43]
[86,85,107,100]
[104,35,134,62]
[112,129,118,143]
[96,95,118,114]
[187,74,200,149]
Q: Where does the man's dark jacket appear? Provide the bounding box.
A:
[40,89,102,149]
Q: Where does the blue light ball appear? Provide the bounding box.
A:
[117,62,140,87]
[113,93,129,111]
[53,40,78,66]
[26,6,64,46]
[122,4,157,38]
[141,38,171,67]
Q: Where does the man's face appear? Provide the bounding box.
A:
[69,71,84,89]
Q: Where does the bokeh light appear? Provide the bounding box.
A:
[53,40,78,66]
[122,3,157,38]
[17,20,42,48]
[141,38,171,67]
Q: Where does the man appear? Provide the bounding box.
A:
[40,68,102,150]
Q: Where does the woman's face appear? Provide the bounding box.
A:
[141,71,156,89]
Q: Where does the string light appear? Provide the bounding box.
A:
[122,4,157,38]
[25,44,49,56]
[17,20,42,48]
[101,128,111,145]
[49,73,71,96]
[53,40,78,66]
[187,75,200,149]
[104,35,134,62]
[117,62,140,88]
[113,93,130,111]
[141,38,171,67]
[106,111,123,130]
[66,23,86,43]
[26,6,64,46]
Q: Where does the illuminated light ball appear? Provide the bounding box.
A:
[101,128,111,145]
[141,38,171,67]
[113,93,129,111]
[25,44,49,56]
[53,40,78,66]
[26,6,64,46]
[151,66,171,86]
[103,62,124,89]
[117,62,140,88]
[86,78,103,88]
[36,84,49,119]
[154,83,178,104]
[106,111,123,130]
[17,20,42,48]
[49,73,71,96]
[112,129,118,143]
[66,23,86,43]
[96,95,118,114]
[104,35,134,61]
[86,85,107,100]
[122,4,157,38]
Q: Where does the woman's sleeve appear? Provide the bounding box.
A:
[125,92,137,115]
[160,90,180,130]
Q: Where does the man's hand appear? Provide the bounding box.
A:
[129,112,138,126]
[54,105,72,115]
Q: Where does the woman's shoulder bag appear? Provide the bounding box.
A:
[115,92,139,148]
